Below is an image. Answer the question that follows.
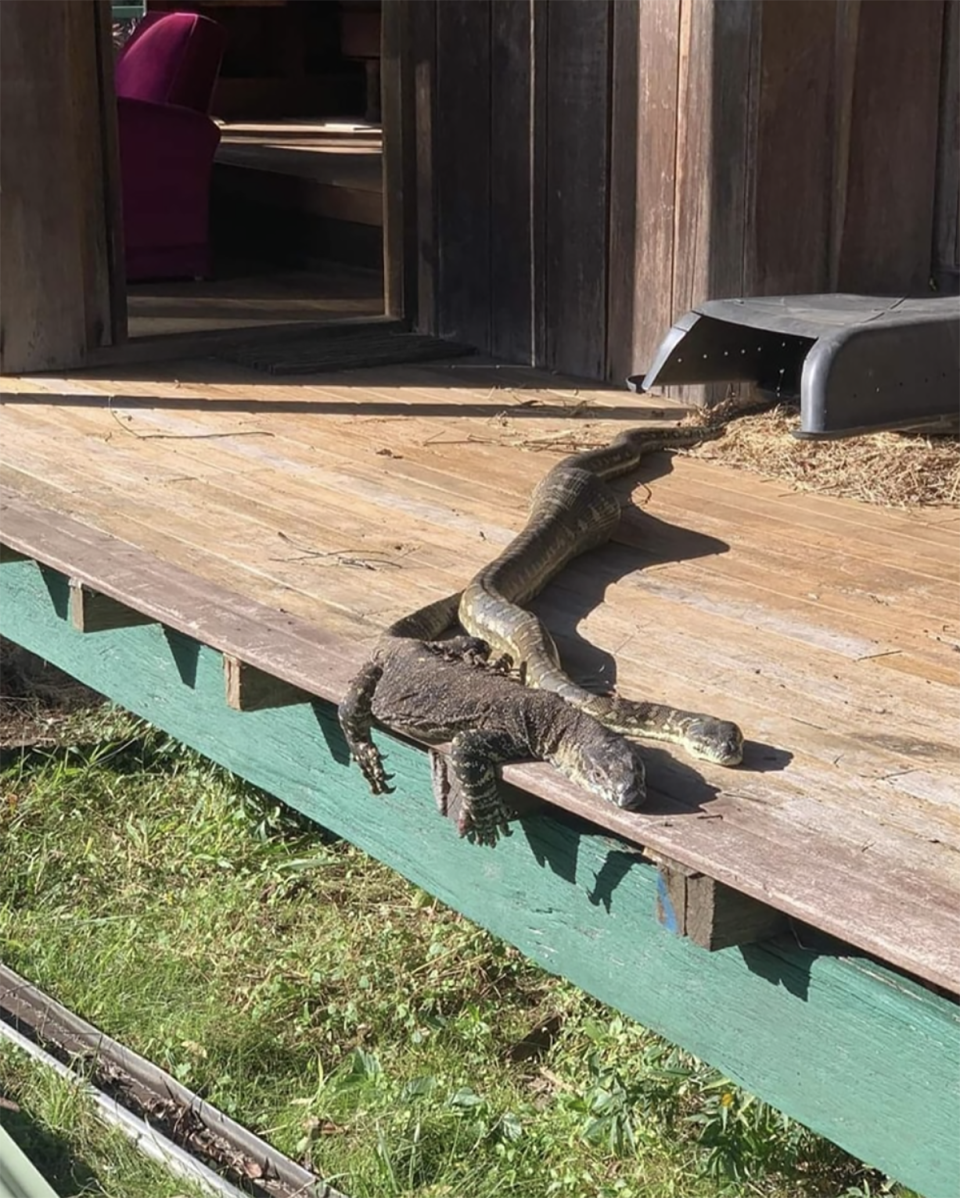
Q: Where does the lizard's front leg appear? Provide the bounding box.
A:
[422,636,512,676]
[338,658,393,794]
[449,729,525,847]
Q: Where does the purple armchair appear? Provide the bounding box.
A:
[115,13,227,281]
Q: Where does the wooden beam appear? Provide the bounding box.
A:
[624,0,681,381]
[655,854,788,951]
[0,1,121,372]
[490,0,536,364]
[2,557,958,1198]
[410,0,438,335]
[435,0,492,349]
[223,653,308,712]
[92,0,127,346]
[380,0,408,319]
[68,579,154,634]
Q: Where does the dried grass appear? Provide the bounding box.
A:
[0,640,103,747]
[688,404,960,509]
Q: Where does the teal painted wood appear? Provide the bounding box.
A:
[2,559,958,1198]
[0,1123,61,1198]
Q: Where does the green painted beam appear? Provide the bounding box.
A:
[0,1123,61,1198]
[2,558,957,1198]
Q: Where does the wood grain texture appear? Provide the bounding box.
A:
[630,0,682,377]
[1,557,958,1198]
[0,1,117,371]
[837,0,944,293]
[411,0,438,334]
[672,0,756,314]
[543,0,611,379]
[934,0,960,287]
[435,0,492,347]
[743,1,839,295]
[605,0,640,382]
[490,0,535,363]
[382,1,416,320]
[93,0,127,347]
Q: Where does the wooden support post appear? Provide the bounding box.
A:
[380,0,409,320]
[0,0,125,373]
[0,545,28,564]
[655,855,788,951]
[223,654,307,713]
[68,580,154,634]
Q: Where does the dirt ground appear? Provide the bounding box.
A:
[0,641,103,749]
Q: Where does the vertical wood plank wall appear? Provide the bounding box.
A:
[395,0,956,384]
[0,0,123,374]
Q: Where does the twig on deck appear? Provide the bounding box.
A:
[271,531,405,571]
[107,403,273,441]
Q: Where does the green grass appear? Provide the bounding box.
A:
[0,708,914,1198]
[0,1044,208,1198]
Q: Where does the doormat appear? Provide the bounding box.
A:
[218,322,475,376]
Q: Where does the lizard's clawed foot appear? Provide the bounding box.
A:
[458,797,513,847]
[426,635,492,668]
[354,743,394,794]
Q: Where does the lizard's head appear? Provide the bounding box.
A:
[571,735,646,811]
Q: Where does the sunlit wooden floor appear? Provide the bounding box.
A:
[127,261,383,340]
[1,357,958,991]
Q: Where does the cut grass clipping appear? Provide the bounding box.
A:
[1,703,917,1198]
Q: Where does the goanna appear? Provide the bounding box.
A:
[338,627,647,846]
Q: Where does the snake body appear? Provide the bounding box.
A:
[458,425,744,766]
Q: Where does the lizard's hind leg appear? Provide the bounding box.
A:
[449,729,526,847]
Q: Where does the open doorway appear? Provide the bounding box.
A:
[113,1,384,341]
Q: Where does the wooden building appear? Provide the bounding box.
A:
[1,4,959,1195]
[1,0,957,375]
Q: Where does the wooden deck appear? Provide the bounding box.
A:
[127,261,383,340]
[1,357,958,992]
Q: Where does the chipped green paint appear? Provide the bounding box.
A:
[2,559,957,1197]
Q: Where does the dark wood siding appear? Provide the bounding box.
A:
[383,1,958,384]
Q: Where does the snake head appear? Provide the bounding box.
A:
[683,718,744,766]
[574,738,647,811]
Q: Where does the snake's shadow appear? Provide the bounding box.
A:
[524,450,791,785]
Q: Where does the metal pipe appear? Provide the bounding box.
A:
[0,1019,250,1198]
